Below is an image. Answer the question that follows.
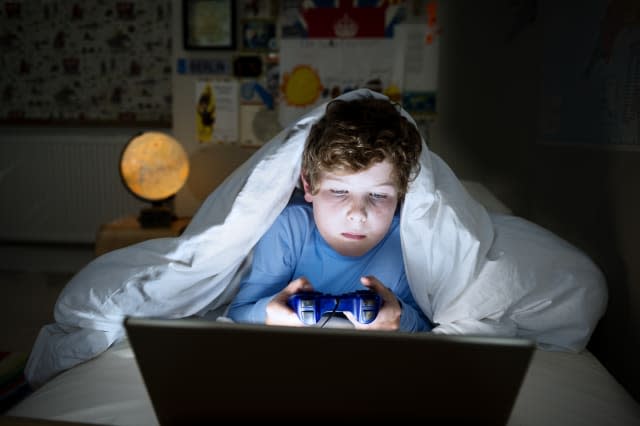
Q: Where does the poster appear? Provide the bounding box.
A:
[195,79,239,144]
[277,1,441,127]
[278,38,403,126]
[394,22,439,116]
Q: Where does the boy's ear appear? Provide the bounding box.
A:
[300,172,313,203]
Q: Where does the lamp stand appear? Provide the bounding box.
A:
[138,201,175,228]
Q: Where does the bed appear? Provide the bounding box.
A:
[7,179,640,425]
[6,211,640,425]
[5,89,640,424]
[7,336,640,425]
[6,208,640,426]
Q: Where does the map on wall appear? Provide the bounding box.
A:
[0,1,172,125]
[540,0,640,146]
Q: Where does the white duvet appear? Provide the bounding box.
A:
[25,89,607,387]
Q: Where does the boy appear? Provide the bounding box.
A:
[228,97,432,332]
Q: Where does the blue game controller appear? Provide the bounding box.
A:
[287,290,382,325]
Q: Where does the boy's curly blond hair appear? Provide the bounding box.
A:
[302,98,422,198]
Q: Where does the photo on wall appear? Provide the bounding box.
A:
[242,19,277,51]
[183,0,236,50]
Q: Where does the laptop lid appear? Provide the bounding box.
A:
[124,317,534,425]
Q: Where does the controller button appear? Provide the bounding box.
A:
[362,311,375,322]
[301,299,314,308]
[362,298,377,307]
[302,311,316,324]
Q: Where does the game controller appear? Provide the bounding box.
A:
[287,290,382,325]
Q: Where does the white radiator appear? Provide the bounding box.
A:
[0,127,152,243]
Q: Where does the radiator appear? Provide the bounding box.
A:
[0,127,150,243]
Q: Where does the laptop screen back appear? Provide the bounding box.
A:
[124,318,534,425]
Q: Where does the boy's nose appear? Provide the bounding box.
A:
[348,203,367,223]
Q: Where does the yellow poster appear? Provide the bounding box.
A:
[195,79,239,144]
[196,83,216,143]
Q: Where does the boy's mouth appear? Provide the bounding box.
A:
[341,232,366,240]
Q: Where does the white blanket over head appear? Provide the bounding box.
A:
[25,89,607,387]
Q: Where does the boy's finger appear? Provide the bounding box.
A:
[361,276,396,304]
[360,275,385,292]
[285,277,313,294]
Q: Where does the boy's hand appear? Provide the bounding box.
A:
[344,275,401,330]
[265,277,314,326]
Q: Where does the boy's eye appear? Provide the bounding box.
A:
[330,189,347,196]
[370,193,387,200]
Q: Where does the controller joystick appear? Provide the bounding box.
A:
[287,290,382,325]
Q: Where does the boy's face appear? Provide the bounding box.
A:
[302,160,399,257]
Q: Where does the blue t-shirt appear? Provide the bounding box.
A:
[227,192,431,332]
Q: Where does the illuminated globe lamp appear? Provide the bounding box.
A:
[119,131,189,228]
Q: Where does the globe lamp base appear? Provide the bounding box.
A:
[138,204,175,228]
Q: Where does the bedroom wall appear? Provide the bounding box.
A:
[431,1,639,403]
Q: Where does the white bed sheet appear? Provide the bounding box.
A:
[8,337,639,426]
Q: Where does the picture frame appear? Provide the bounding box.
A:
[183,0,236,50]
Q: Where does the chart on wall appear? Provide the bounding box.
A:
[0,0,172,125]
[540,0,640,146]
[276,0,440,128]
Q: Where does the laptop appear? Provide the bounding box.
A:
[124,317,534,425]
